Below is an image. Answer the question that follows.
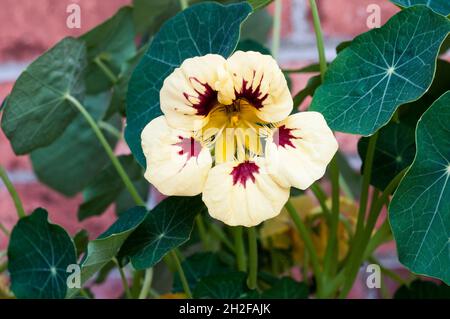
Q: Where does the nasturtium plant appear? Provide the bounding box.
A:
[389,91,450,285]
[1,0,450,301]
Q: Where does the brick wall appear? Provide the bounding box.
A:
[0,0,406,297]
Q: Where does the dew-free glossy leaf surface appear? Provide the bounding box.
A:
[358,121,416,190]
[389,91,450,284]
[310,6,450,135]
[126,2,252,167]
[81,7,136,94]
[118,196,205,269]
[261,277,309,299]
[77,155,147,221]
[391,0,450,16]
[66,206,147,298]
[30,93,121,197]
[193,272,250,299]
[8,209,77,299]
[1,38,86,154]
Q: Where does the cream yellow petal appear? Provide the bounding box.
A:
[202,158,290,227]
[265,112,338,189]
[216,51,292,123]
[141,116,212,196]
[160,54,226,131]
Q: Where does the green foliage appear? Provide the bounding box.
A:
[394,280,450,299]
[247,0,273,10]
[1,38,86,154]
[390,91,450,284]
[118,196,205,269]
[77,155,148,221]
[66,207,147,298]
[261,277,309,299]
[193,272,250,298]
[30,93,122,196]
[125,2,252,167]
[391,0,450,16]
[310,6,450,135]
[8,209,77,299]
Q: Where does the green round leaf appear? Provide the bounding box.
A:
[358,121,416,191]
[8,208,77,299]
[391,0,450,16]
[1,37,86,154]
[117,196,205,269]
[261,277,309,299]
[66,206,147,298]
[310,6,450,136]
[193,272,250,299]
[390,91,450,284]
[125,2,252,167]
[30,93,122,197]
[394,280,450,299]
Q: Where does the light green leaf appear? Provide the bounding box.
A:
[358,121,416,191]
[391,0,450,16]
[30,93,121,197]
[118,196,205,269]
[193,272,250,299]
[247,0,273,10]
[1,37,86,154]
[77,155,148,221]
[125,2,252,167]
[8,208,77,299]
[394,279,450,299]
[261,277,309,299]
[66,206,147,298]
[73,229,89,258]
[81,7,136,94]
[310,6,450,135]
[132,0,180,35]
[240,7,272,44]
[390,91,450,284]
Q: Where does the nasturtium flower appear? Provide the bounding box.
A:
[141,51,338,227]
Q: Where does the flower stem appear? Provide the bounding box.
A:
[0,165,26,219]
[0,223,9,237]
[195,214,210,251]
[113,257,132,299]
[94,56,118,84]
[310,183,331,217]
[210,223,235,252]
[65,94,146,207]
[271,0,282,60]
[138,268,154,299]
[247,227,258,290]
[285,199,323,296]
[180,0,189,10]
[98,121,122,140]
[233,226,247,272]
[309,0,327,80]
[171,250,192,298]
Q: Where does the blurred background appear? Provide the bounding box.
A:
[0,0,415,298]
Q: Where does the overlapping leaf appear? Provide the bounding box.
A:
[66,206,147,298]
[394,280,450,299]
[310,6,450,135]
[125,2,252,167]
[30,93,122,196]
[118,196,205,269]
[193,272,250,299]
[390,91,450,284]
[8,209,77,299]
[261,277,309,299]
[391,0,450,16]
[1,38,86,154]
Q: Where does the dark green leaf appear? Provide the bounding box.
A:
[66,206,147,298]
[173,252,230,292]
[133,0,180,35]
[1,37,86,154]
[0,95,8,112]
[240,7,272,44]
[8,208,77,299]
[334,150,362,199]
[261,277,309,299]
[81,7,136,94]
[236,39,271,55]
[358,121,415,190]
[193,272,250,298]
[73,229,89,258]
[284,63,321,74]
[30,93,121,196]
[118,196,205,269]
[394,280,450,299]
[293,75,321,108]
[247,0,273,10]
[391,0,450,16]
[310,6,450,135]
[336,40,351,54]
[390,91,450,284]
[77,155,147,221]
[126,2,252,167]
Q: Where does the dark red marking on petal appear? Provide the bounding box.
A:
[234,70,269,110]
[183,77,218,116]
[230,161,260,188]
[273,125,299,149]
[175,136,201,160]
